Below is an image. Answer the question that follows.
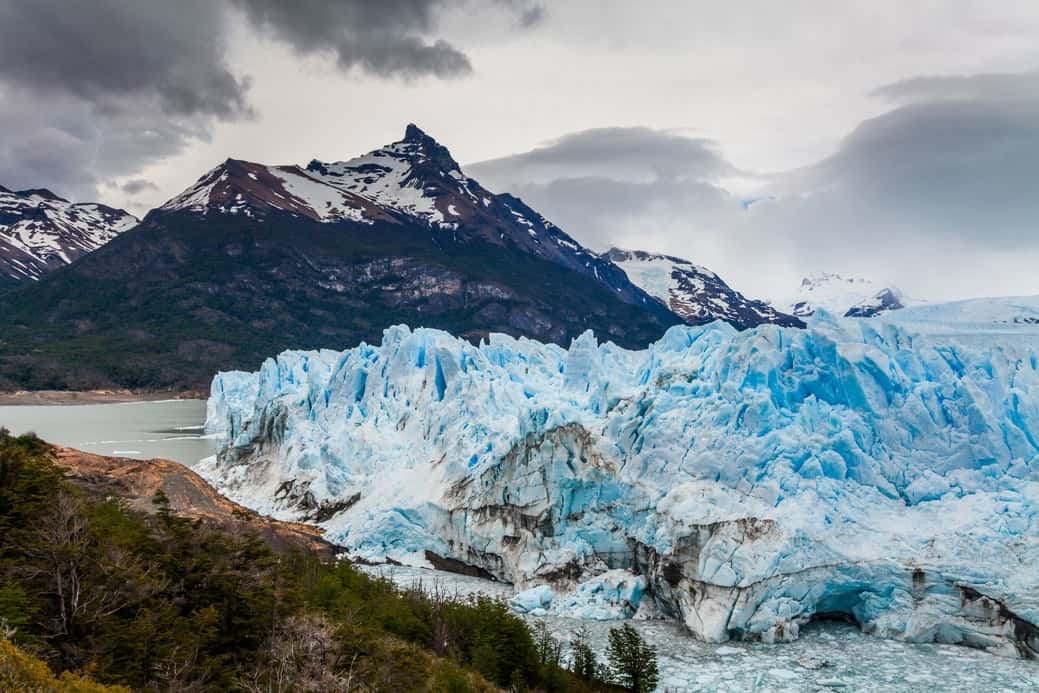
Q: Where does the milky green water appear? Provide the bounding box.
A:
[0,399,214,467]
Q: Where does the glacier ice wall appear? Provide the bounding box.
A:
[200,308,1039,656]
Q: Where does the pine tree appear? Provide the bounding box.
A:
[532,620,561,666]
[568,625,598,681]
[605,623,659,692]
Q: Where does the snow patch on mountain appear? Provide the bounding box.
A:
[201,297,1039,656]
[0,187,137,280]
[157,126,674,312]
[783,273,912,318]
[603,247,802,329]
[160,125,479,228]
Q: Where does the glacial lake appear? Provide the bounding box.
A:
[0,399,214,466]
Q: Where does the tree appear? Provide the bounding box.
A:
[568,625,597,681]
[605,623,659,693]
[532,620,562,666]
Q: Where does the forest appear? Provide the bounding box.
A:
[0,430,658,692]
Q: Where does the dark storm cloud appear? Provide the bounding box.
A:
[230,0,474,78]
[0,0,246,199]
[0,0,527,201]
[230,0,546,78]
[0,0,249,118]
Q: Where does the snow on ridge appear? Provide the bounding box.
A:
[0,187,138,280]
[202,305,1039,656]
[160,127,485,227]
[602,247,799,328]
[305,136,459,224]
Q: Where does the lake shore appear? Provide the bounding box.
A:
[0,389,206,406]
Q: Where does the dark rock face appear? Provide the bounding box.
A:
[0,204,678,392]
[845,288,906,318]
[0,125,683,390]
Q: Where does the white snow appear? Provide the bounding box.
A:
[272,167,368,223]
[781,272,914,318]
[310,139,447,224]
[0,188,138,279]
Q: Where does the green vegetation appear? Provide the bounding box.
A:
[605,624,660,693]
[0,638,130,692]
[0,429,647,691]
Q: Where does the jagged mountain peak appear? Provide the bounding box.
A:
[403,122,437,145]
[155,126,669,312]
[0,186,137,281]
[603,246,802,329]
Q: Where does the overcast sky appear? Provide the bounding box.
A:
[1,0,1037,302]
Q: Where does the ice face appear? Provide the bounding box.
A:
[200,302,1039,656]
[362,565,1039,692]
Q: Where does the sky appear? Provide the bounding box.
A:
[1,0,1037,303]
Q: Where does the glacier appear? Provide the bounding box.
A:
[200,299,1039,657]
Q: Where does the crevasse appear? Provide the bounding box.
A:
[200,308,1039,657]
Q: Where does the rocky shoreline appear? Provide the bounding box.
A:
[0,388,205,406]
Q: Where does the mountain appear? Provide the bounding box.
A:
[0,125,679,390]
[0,185,137,283]
[782,272,909,318]
[602,247,803,329]
[203,307,1039,656]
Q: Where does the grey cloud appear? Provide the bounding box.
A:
[500,176,734,252]
[0,83,210,202]
[468,70,1039,301]
[787,71,1039,250]
[0,0,246,201]
[230,0,546,78]
[0,0,249,118]
[469,127,738,189]
[118,179,161,196]
[230,0,474,78]
[871,69,1039,105]
[0,0,515,202]
[493,0,545,27]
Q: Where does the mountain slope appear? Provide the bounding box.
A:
[0,125,679,390]
[0,185,137,282]
[602,247,803,329]
[783,272,909,318]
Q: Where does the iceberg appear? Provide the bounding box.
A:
[200,301,1039,657]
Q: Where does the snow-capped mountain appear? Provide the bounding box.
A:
[782,272,909,318]
[0,186,137,281]
[0,125,678,390]
[603,248,803,329]
[202,300,1039,656]
[159,124,649,307]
